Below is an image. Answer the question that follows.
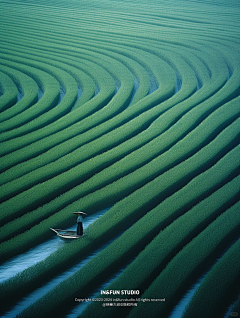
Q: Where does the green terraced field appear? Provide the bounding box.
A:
[0,0,239,317]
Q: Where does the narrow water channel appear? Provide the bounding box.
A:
[1,208,115,317]
[2,233,118,318]
[224,297,240,318]
[128,77,139,107]
[66,259,131,317]
[168,237,240,318]
[168,273,207,318]
[0,208,110,283]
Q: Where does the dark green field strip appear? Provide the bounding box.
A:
[1,13,237,57]
[0,43,97,114]
[182,238,240,318]
[2,15,237,66]
[232,295,240,317]
[126,200,240,318]
[0,37,226,180]
[0,52,78,135]
[79,176,240,318]
[1,149,239,315]
[0,51,177,172]
[3,0,238,37]
[0,70,18,112]
[0,112,239,263]
[11,172,240,318]
[0,16,234,157]
[0,79,237,235]
[0,58,61,130]
[0,48,135,147]
[0,36,151,149]
[3,0,236,75]
[1,0,237,43]
[1,11,235,77]
[0,45,115,133]
[0,64,39,122]
[0,34,151,106]
[1,5,220,38]
[0,90,239,223]
[0,34,152,108]
[0,1,239,317]
[0,46,195,184]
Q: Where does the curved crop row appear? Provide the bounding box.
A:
[0,57,61,133]
[126,200,240,318]
[0,52,78,135]
[0,95,239,235]
[182,237,240,318]
[0,70,18,112]
[0,1,239,317]
[0,64,39,122]
[19,200,240,318]
[80,176,240,318]
[0,45,176,164]
[1,144,239,314]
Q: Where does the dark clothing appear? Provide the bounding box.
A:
[77,222,83,236]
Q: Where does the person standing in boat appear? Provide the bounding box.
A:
[74,212,87,236]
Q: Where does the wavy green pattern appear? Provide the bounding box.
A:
[0,0,239,317]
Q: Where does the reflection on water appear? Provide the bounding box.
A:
[0,208,110,283]
[168,273,207,318]
[169,237,239,318]
[67,260,130,318]
[224,294,240,318]
[2,234,117,318]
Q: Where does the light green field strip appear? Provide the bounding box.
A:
[1,146,239,312]
[0,64,39,122]
[0,43,97,113]
[2,0,237,78]
[182,238,240,318]
[0,52,78,134]
[0,0,236,147]
[0,1,239,317]
[1,6,238,60]
[0,44,193,181]
[0,48,177,169]
[1,34,227,177]
[0,45,230,205]
[14,180,240,318]
[0,113,239,260]
[0,89,239,225]
[0,3,219,36]
[0,70,18,112]
[126,200,240,318]
[0,10,236,153]
[0,33,151,105]
[0,37,114,109]
[0,52,233,231]
[79,177,240,318]
[1,0,238,42]
[2,15,237,58]
[0,46,135,144]
[0,34,150,111]
[1,14,238,54]
[0,58,61,129]
[0,35,150,143]
[0,55,196,214]
[0,47,114,134]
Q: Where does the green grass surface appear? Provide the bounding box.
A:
[0,0,239,317]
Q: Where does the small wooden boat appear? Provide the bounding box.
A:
[50,228,81,241]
